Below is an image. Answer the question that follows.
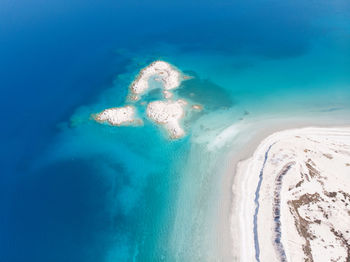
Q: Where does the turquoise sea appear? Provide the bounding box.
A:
[1,0,350,261]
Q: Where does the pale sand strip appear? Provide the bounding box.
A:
[232,127,350,262]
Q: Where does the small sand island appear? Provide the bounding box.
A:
[93,105,140,126]
[129,60,181,101]
[93,60,200,139]
[232,127,350,262]
[146,100,187,139]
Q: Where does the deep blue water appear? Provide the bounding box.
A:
[1,0,350,261]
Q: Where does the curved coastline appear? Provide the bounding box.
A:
[164,106,350,261]
[231,126,350,262]
[89,60,350,261]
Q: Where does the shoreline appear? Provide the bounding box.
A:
[228,123,350,261]
[87,58,350,260]
[166,110,350,260]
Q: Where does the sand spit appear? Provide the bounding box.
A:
[129,60,181,101]
[233,127,350,262]
[94,105,140,126]
[146,100,187,139]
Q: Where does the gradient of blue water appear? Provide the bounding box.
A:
[1,0,350,261]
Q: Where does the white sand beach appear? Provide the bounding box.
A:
[231,126,350,262]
